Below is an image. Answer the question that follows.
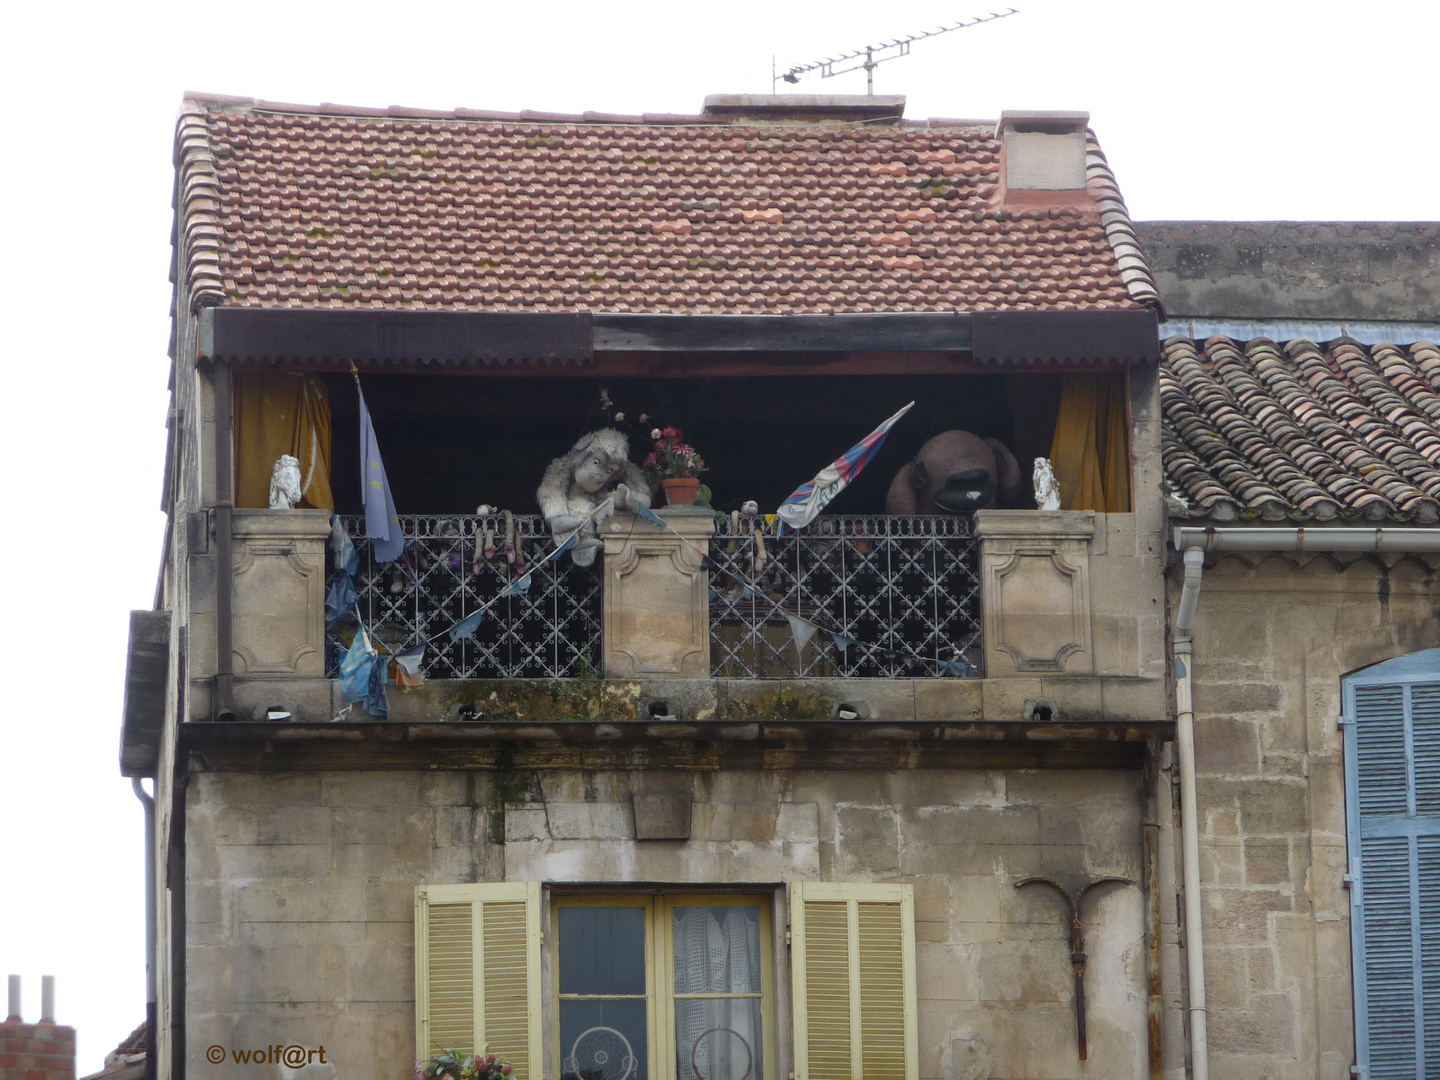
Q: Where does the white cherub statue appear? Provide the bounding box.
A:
[269,454,304,509]
[1033,457,1062,511]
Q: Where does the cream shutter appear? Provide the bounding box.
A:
[415,882,543,1080]
[790,882,917,1080]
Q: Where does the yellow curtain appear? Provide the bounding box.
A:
[233,371,335,510]
[1048,373,1131,513]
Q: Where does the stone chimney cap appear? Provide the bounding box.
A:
[996,110,1090,135]
[703,94,906,121]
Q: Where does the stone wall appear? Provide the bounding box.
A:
[188,766,1150,1080]
[1136,221,1440,322]
[1179,553,1440,1080]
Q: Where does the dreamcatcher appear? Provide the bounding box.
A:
[563,1026,638,1080]
[689,1026,753,1080]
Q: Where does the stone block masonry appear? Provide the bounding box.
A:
[189,765,1149,1080]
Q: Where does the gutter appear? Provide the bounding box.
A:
[1173,526,1440,553]
[1168,522,1440,1080]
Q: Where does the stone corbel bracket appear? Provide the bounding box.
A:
[974,510,1095,675]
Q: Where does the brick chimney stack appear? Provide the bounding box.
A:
[0,976,77,1080]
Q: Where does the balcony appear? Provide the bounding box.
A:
[323,513,980,681]
[191,505,1168,731]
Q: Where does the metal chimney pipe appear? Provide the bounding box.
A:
[41,976,54,1022]
[6,974,19,1020]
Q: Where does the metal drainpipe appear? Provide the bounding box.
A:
[131,778,157,1079]
[1172,546,1209,1080]
[213,362,235,720]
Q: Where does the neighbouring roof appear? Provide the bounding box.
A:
[1138,221,1440,323]
[79,1022,146,1080]
[174,94,1159,316]
[1161,336,1440,523]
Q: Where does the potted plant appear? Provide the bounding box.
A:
[415,1049,513,1080]
[644,426,709,506]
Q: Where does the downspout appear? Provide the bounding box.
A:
[1172,546,1209,1080]
[212,362,235,720]
[131,778,157,1080]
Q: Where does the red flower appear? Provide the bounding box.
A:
[662,426,681,439]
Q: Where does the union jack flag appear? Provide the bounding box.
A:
[775,401,914,533]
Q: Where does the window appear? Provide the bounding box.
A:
[1344,650,1440,1078]
[553,894,775,1080]
[415,882,916,1080]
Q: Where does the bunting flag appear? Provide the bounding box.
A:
[498,572,533,598]
[936,658,974,677]
[783,613,819,662]
[448,610,485,643]
[829,630,859,654]
[546,533,578,561]
[357,382,405,564]
[394,643,426,688]
[634,503,666,528]
[775,401,914,533]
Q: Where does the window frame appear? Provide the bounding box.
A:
[550,891,778,1080]
[1344,648,1440,1079]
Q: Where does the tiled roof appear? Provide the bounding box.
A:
[174,94,1158,315]
[1161,336,1440,523]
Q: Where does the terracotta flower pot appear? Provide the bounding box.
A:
[660,477,702,506]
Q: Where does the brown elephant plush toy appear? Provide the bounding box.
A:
[885,430,1023,514]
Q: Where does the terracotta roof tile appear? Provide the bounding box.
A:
[174,95,1158,315]
[1162,336,1440,523]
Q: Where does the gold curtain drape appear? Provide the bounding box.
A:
[1048,373,1131,513]
[233,371,335,510]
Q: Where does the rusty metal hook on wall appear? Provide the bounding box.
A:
[1015,875,1133,1061]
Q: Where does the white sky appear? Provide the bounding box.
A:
[0,0,1434,1072]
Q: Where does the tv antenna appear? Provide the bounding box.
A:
[774,9,1020,96]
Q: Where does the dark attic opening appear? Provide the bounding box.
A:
[231,368,1133,520]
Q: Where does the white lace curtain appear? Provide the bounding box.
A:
[672,907,763,1080]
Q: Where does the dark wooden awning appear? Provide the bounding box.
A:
[199,307,1159,369]
[121,610,171,777]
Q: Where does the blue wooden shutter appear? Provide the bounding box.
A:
[1346,653,1440,1079]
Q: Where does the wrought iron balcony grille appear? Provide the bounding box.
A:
[325,515,601,680]
[708,514,983,679]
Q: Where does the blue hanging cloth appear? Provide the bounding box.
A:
[339,627,375,703]
[325,575,359,624]
[357,383,405,564]
[364,655,390,718]
[330,515,359,576]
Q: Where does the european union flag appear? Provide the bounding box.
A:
[358,384,405,564]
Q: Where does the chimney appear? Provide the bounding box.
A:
[1,975,77,1080]
[702,94,906,123]
[994,110,1095,209]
